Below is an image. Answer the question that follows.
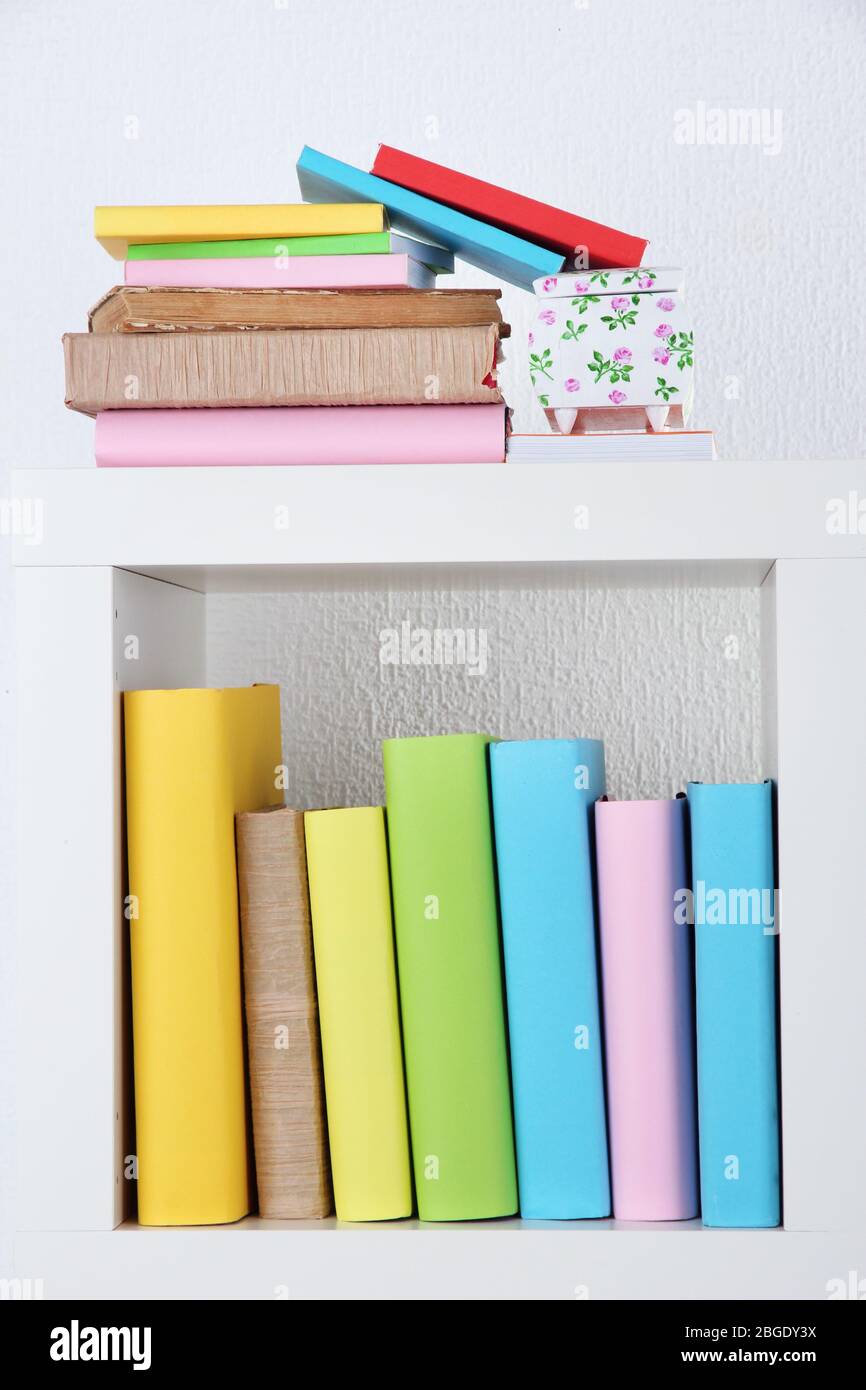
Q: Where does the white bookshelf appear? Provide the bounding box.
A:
[12,461,866,1300]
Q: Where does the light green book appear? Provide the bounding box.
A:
[382,734,518,1220]
[127,231,454,271]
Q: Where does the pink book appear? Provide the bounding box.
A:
[595,797,698,1221]
[124,253,434,290]
[94,404,506,467]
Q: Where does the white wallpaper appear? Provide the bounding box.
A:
[207,581,762,807]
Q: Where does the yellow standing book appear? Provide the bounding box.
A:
[124,684,282,1226]
[304,807,412,1221]
[95,203,386,258]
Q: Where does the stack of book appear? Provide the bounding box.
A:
[63,197,509,466]
[64,141,717,465]
[294,145,716,461]
[125,687,780,1230]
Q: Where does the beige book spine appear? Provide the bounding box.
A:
[88,285,507,333]
[63,325,504,413]
[236,805,332,1220]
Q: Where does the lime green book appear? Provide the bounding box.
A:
[382,734,518,1220]
[126,232,454,271]
[127,233,389,260]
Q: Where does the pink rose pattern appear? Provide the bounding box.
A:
[529,271,693,413]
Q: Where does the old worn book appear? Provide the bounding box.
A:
[63,325,505,413]
[236,806,331,1220]
[89,285,506,334]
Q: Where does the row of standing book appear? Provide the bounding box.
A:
[125,684,780,1228]
[64,143,715,465]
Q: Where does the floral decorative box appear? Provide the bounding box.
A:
[528,267,694,434]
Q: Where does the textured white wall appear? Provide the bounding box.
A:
[1,0,864,1263]
[208,580,761,807]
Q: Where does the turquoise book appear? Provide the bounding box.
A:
[687,781,780,1228]
[490,739,610,1218]
[296,146,563,291]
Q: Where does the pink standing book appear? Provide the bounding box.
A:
[124,253,434,290]
[94,404,506,467]
[595,796,698,1221]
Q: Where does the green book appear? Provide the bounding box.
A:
[382,734,518,1220]
[126,231,454,271]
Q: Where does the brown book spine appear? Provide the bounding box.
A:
[236,806,331,1219]
[62,325,504,413]
[88,285,508,334]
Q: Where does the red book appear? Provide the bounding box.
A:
[371,145,648,271]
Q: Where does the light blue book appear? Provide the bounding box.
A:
[490,738,610,1218]
[296,146,564,292]
[687,781,780,1228]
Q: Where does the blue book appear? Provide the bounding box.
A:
[490,739,610,1218]
[687,781,780,1227]
[296,147,564,292]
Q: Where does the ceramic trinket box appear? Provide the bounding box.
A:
[528,267,694,434]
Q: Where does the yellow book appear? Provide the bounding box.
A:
[304,808,412,1221]
[95,203,387,258]
[124,684,282,1226]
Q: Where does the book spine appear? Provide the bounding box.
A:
[94,404,506,467]
[687,782,780,1227]
[124,685,282,1226]
[123,254,432,290]
[490,739,610,1218]
[95,201,386,257]
[382,735,517,1220]
[126,233,391,260]
[371,144,648,268]
[235,807,331,1219]
[303,807,412,1221]
[296,146,565,291]
[65,326,502,412]
[595,798,698,1220]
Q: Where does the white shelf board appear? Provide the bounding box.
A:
[12,463,866,585]
[14,1219,859,1301]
